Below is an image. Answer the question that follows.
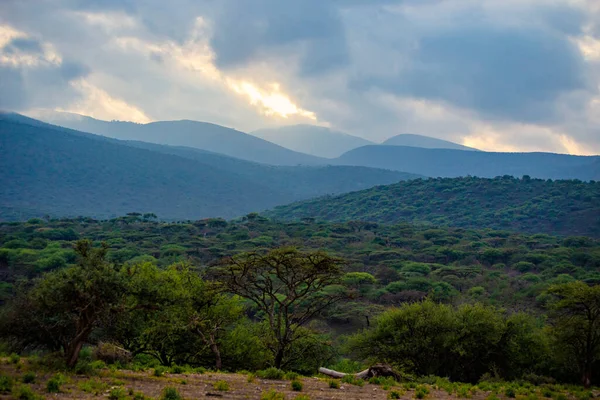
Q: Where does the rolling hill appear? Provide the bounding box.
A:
[382,133,478,151]
[0,114,418,220]
[252,125,373,158]
[31,111,325,166]
[265,176,600,237]
[336,145,600,180]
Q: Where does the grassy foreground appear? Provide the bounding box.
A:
[0,359,598,400]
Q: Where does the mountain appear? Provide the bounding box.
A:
[31,111,325,166]
[336,145,600,180]
[252,125,373,158]
[382,133,479,151]
[266,176,600,237]
[0,113,418,221]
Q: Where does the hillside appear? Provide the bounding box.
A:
[252,124,373,158]
[266,176,600,237]
[33,111,325,166]
[336,145,600,180]
[0,115,417,221]
[382,133,478,151]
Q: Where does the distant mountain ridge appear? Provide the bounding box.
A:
[0,113,418,221]
[382,133,479,151]
[252,125,373,158]
[32,111,326,166]
[265,176,600,237]
[336,145,600,180]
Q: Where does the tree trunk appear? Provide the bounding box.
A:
[65,339,85,368]
[210,341,222,371]
[274,348,284,369]
[583,368,591,389]
[319,364,401,381]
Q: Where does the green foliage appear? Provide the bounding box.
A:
[284,371,299,381]
[266,177,600,237]
[9,353,20,364]
[261,390,286,400]
[389,390,404,399]
[46,374,66,393]
[213,381,229,391]
[342,375,365,386]
[78,378,109,395]
[294,396,311,400]
[108,387,128,400]
[415,385,430,399]
[505,387,517,398]
[161,387,183,400]
[11,384,40,400]
[153,366,167,377]
[0,374,13,393]
[328,380,340,389]
[256,368,285,380]
[21,373,35,384]
[291,380,303,391]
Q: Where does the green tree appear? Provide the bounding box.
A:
[1,240,126,367]
[548,281,600,388]
[215,247,345,369]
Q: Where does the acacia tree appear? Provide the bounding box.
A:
[1,240,126,367]
[548,281,600,388]
[216,247,345,369]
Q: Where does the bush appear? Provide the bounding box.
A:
[109,387,127,400]
[553,394,568,400]
[389,390,404,399]
[328,380,340,389]
[0,375,13,393]
[46,374,66,393]
[153,366,167,377]
[93,343,132,365]
[213,381,229,391]
[542,388,554,398]
[415,385,430,399]
[342,375,365,386]
[78,378,109,395]
[284,371,299,380]
[261,390,285,400]
[170,365,186,374]
[9,353,21,364]
[22,372,36,384]
[291,380,303,391]
[294,396,311,400]
[505,387,516,398]
[161,387,183,400]
[11,384,39,400]
[257,367,285,380]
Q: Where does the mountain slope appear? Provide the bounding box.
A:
[0,114,418,220]
[252,125,373,158]
[32,111,325,166]
[382,133,478,151]
[266,176,600,237]
[336,145,600,180]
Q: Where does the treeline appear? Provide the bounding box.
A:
[266,176,600,237]
[0,240,599,388]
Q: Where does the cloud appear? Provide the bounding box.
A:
[0,0,599,154]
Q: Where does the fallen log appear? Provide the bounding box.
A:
[318,364,401,381]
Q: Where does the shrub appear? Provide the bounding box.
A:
[247,373,256,383]
[291,380,303,391]
[93,342,132,365]
[108,387,127,400]
[161,387,183,400]
[342,375,365,386]
[153,366,167,377]
[294,396,311,400]
[11,384,39,400]
[284,371,299,380]
[213,381,229,391]
[9,353,21,364]
[0,375,13,393]
[328,380,340,389]
[261,390,286,400]
[415,385,430,399]
[170,365,186,374]
[542,388,554,398]
[78,378,109,395]
[553,394,568,400]
[370,376,397,387]
[22,373,36,384]
[257,368,285,380]
[457,385,472,398]
[505,387,517,398]
[486,395,501,400]
[46,374,66,393]
[389,390,404,399]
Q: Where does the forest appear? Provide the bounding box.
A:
[1,214,600,397]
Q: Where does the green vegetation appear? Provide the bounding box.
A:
[267,176,600,237]
[213,380,229,391]
[291,380,303,391]
[161,387,183,400]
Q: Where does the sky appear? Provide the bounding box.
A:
[1,0,599,155]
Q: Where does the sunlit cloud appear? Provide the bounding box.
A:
[57,79,152,123]
[0,24,61,67]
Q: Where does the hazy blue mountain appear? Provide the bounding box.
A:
[252,125,373,158]
[382,133,479,151]
[32,111,325,166]
[266,176,600,237]
[336,145,600,180]
[0,114,418,220]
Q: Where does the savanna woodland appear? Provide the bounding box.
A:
[0,193,600,400]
